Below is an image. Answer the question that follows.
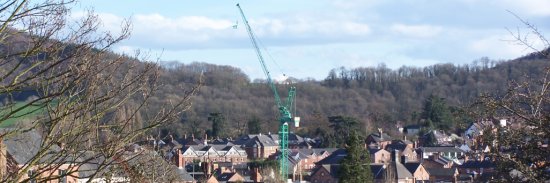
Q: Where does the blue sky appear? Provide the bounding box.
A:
[73,0,550,80]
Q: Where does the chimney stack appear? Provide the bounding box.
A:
[176,149,184,169]
[392,149,400,163]
[203,161,212,176]
[251,167,262,182]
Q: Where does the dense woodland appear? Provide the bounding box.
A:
[153,51,549,140]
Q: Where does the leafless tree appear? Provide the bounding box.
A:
[0,0,200,182]
[474,12,550,182]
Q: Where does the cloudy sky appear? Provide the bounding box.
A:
[74,0,550,80]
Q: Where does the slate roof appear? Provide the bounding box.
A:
[210,138,234,145]
[2,129,62,164]
[459,160,495,169]
[368,132,392,142]
[288,151,308,161]
[421,146,465,153]
[182,144,247,157]
[404,162,421,174]
[368,148,386,154]
[234,134,275,145]
[287,133,303,142]
[370,163,414,180]
[217,172,241,182]
[311,164,341,178]
[175,168,196,182]
[241,135,278,147]
[326,164,341,177]
[315,149,347,165]
[386,140,413,151]
[77,151,112,179]
[426,167,457,177]
[393,162,414,179]
[293,148,337,157]
[370,164,386,179]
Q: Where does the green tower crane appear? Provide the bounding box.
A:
[236,3,296,182]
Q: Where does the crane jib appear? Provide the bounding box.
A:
[236,3,295,181]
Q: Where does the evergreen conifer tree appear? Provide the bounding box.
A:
[339,131,373,183]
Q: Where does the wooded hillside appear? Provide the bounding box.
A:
[154,52,550,139]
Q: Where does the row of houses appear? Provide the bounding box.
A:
[310,129,497,183]
[0,116,525,182]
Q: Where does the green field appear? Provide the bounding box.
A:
[0,102,47,128]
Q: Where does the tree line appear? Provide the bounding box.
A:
[149,54,550,140]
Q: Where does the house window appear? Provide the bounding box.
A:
[321,172,325,176]
[59,169,68,183]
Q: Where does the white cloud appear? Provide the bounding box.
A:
[342,22,371,36]
[251,16,371,38]
[468,33,546,59]
[134,14,233,31]
[498,0,550,16]
[87,12,372,50]
[390,24,443,38]
[460,0,550,16]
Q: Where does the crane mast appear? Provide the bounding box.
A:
[236,3,295,182]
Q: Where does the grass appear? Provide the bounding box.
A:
[0,101,48,128]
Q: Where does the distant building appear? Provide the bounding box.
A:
[177,144,248,166]
[235,134,279,159]
[421,146,465,160]
[309,164,339,183]
[403,125,421,135]
[0,129,79,183]
[366,129,393,149]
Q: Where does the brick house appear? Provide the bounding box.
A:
[176,145,248,167]
[309,164,339,183]
[368,148,391,164]
[458,160,496,181]
[1,130,79,183]
[366,129,393,149]
[234,134,279,159]
[289,148,337,170]
[287,148,337,181]
[386,139,418,163]
[216,172,245,183]
[421,146,465,160]
[404,162,430,182]
[426,167,459,182]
